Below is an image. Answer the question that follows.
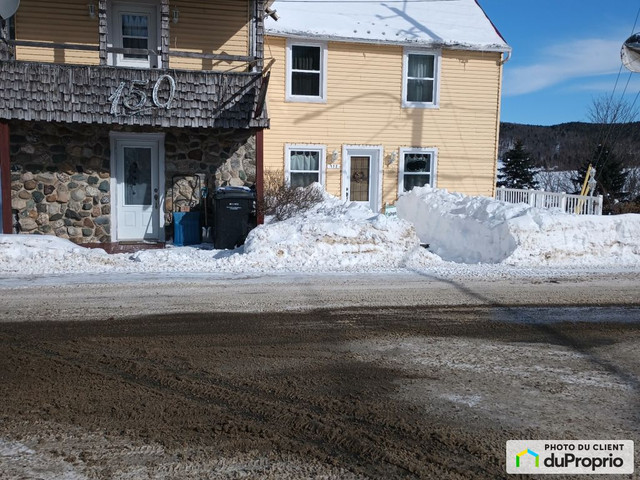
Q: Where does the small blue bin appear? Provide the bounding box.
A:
[173,212,201,246]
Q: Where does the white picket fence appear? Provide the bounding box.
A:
[495,187,603,215]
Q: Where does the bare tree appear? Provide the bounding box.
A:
[572,95,639,211]
[587,95,638,125]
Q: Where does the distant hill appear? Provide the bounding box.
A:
[499,122,640,170]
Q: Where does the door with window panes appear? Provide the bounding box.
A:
[110,2,159,68]
[113,135,163,241]
[342,147,382,213]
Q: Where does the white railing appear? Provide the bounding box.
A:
[495,187,603,215]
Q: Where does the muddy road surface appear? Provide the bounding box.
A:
[1,304,639,479]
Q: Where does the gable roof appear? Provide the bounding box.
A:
[265,0,510,52]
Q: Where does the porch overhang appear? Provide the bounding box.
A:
[0,61,269,129]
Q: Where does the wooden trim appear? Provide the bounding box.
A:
[8,40,257,63]
[0,19,10,61]
[10,40,100,52]
[160,0,170,69]
[0,121,11,234]
[255,0,265,71]
[256,128,264,225]
[99,0,108,65]
[168,50,257,63]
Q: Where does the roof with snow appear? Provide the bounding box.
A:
[265,0,510,52]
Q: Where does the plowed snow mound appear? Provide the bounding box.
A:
[396,187,640,266]
[239,194,434,271]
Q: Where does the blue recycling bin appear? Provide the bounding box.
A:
[173,212,200,246]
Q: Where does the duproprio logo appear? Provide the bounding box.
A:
[516,449,539,468]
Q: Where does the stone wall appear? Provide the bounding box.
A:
[9,120,256,244]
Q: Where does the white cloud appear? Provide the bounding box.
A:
[503,38,625,96]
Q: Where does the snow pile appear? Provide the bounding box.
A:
[234,194,428,271]
[0,234,130,273]
[131,195,430,273]
[0,193,434,275]
[2,188,640,276]
[396,186,640,266]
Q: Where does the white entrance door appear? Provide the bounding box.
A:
[111,133,165,241]
[341,146,383,213]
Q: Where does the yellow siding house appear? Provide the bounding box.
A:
[263,0,510,213]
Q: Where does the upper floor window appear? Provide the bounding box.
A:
[285,145,326,187]
[402,50,440,108]
[109,1,159,68]
[286,40,327,102]
[398,148,437,193]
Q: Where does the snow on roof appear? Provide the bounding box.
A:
[265,0,510,52]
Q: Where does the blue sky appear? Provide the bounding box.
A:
[479,0,640,126]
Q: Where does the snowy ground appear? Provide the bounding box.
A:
[1,187,639,279]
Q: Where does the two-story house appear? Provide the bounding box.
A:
[263,0,510,213]
[0,0,269,249]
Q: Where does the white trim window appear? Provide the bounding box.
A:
[286,40,327,102]
[398,148,437,193]
[402,50,440,108]
[109,1,160,68]
[285,145,326,187]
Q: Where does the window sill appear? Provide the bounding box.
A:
[402,103,440,109]
[286,95,327,104]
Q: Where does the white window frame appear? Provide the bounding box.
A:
[108,1,160,68]
[286,39,328,103]
[397,147,438,194]
[402,49,441,108]
[284,144,326,187]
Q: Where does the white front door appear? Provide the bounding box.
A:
[111,133,165,241]
[342,146,383,213]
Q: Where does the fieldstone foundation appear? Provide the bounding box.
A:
[9,120,256,244]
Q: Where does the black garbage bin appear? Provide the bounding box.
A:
[213,186,257,249]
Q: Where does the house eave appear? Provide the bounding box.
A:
[265,31,511,54]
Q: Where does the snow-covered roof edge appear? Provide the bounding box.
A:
[473,0,509,48]
[265,0,511,54]
[265,30,511,53]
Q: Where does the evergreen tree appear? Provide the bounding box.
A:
[572,143,627,213]
[497,140,539,189]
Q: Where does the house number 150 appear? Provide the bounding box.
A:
[109,75,176,116]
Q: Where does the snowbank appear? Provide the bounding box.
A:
[396,187,640,266]
[0,194,434,275]
[1,188,640,276]
[237,194,428,271]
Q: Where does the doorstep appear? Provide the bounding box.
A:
[81,242,166,254]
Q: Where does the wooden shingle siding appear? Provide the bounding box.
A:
[15,0,100,65]
[264,37,502,201]
[0,62,268,129]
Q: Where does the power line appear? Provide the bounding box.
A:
[591,3,640,187]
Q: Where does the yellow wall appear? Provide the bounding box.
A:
[14,0,100,65]
[264,36,503,207]
[13,0,250,71]
[169,0,249,71]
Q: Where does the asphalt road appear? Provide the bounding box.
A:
[0,270,638,322]
[1,271,639,479]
